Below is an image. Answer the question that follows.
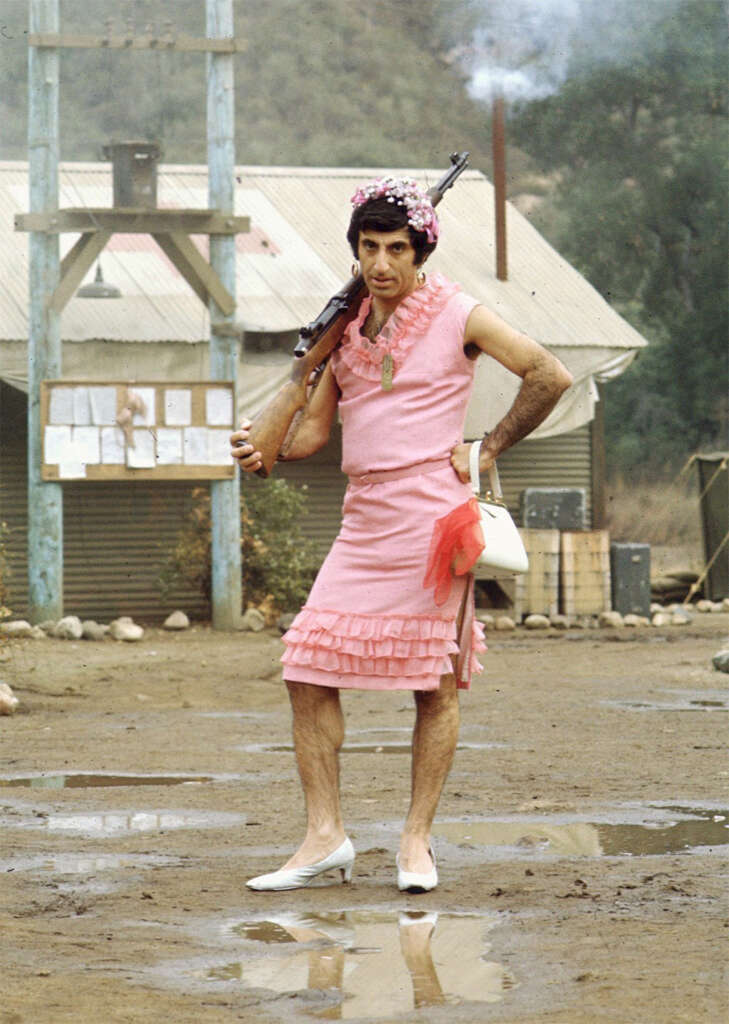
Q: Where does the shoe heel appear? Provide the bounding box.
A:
[340,860,354,883]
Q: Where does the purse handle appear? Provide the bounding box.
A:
[469,439,503,500]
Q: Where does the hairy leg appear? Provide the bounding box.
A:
[399,671,460,873]
[281,680,347,869]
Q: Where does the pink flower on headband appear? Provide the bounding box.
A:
[351,176,440,243]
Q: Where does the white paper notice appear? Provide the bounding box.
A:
[130,387,156,427]
[183,427,209,464]
[71,426,100,465]
[49,388,74,425]
[100,426,126,464]
[89,386,118,425]
[44,424,72,464]
[155,428,183,465]
[59,461,87,479]
[72,387,91,425]
[126,430,156,468]
[205,387,233,427]
[207,428,232,465]
[164,389,192,427]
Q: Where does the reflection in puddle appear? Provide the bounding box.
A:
[248,741,504,755]
[0,773,215,790]
[433,806,729,858]
[0,809,245,836]
[605,690,729,713]
[0,852,179,874]
[202,910,512,1018]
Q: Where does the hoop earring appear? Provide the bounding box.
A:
[351,260,361,278]
[417,268,427,286]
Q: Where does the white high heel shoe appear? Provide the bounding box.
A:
[246,838,355,891]
[396,847,438,893]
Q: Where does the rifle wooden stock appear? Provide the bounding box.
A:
[247,302,360,476]
[245,152,470,477]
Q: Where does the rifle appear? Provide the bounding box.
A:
[246,151,470,476]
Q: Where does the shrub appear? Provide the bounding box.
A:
[160,480,318,615]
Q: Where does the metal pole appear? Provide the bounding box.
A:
[27,0,63,622]
[207,0,242,629]
[492,94,508,282]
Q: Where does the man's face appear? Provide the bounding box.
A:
[357,228,420,307]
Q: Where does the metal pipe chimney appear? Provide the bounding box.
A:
[492,95,508,281]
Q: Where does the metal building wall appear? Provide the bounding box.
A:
[0,382,208,623]
[1,382,593,620]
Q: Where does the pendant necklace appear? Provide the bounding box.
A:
[366,309,394,391]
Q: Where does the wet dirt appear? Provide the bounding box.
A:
[1,616,728,1023]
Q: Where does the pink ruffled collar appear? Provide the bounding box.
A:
[338,272,461,383]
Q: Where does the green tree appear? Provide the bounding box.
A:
[512,0,729,473]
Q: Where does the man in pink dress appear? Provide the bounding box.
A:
[231,176,572,892]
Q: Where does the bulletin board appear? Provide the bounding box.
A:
[40,380,236,481]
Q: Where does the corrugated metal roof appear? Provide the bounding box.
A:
[1,160,647,352]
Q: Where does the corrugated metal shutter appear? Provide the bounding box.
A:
[1,383,209,622]
[494,426,593,526]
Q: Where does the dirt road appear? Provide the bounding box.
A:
[1,616,727,1022]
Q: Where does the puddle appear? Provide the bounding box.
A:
[432,806,729,858]
[605,689,729,713]
[0,808,246,836]
[1,852,179,874]
[246,741,505,755]
[195,910,513,1017]
[0,772,217,790]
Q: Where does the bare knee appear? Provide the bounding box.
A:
[414,673,459,719]
[287,680,344,748]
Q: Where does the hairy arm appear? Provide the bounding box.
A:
[230,361,340,472]
[451,304,573,481]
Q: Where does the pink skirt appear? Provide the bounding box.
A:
[281,463,486,691]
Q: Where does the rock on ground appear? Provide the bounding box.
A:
[163,610,190,631]
[53,616,83,640]
[524,614,550,630]
[0,681,19,714]
[0,620,34,639]
[240,608,266,632]
[82,621,109,641]
[712,650,729,673]
[109,617,144,642]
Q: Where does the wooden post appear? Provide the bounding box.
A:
[207,0,242,630]
[492,94,508,282]
[27,0,63,622]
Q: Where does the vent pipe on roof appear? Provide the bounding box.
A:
[492,95,508,282]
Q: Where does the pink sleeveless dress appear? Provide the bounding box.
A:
[281,273,486,691]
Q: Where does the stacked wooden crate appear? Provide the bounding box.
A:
[503,529,611,620]
[513,529,560,620]
[560,530,611,617]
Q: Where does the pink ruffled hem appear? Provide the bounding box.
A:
[337,273,461,383]
[281,606,486,691]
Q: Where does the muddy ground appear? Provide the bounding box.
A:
[1,616,728,1023]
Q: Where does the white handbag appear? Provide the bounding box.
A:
[468,440,529,579]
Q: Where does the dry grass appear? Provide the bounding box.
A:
[604,475,703,548]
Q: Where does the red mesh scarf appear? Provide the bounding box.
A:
[423,498,484,606]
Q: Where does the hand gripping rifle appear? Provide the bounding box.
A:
[245,151,470,476]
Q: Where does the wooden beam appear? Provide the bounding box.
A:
[152,231,236,316]
[16,208,250,235]
[27,32,247,53]
[51,230,112,313]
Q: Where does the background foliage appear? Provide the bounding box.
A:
[159,481,318,614]
[1,0,726,476]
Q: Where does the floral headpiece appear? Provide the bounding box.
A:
[350,176,439,243]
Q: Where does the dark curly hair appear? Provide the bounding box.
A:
[346,196,437,266]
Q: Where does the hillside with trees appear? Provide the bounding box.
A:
[1,0,726,475]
